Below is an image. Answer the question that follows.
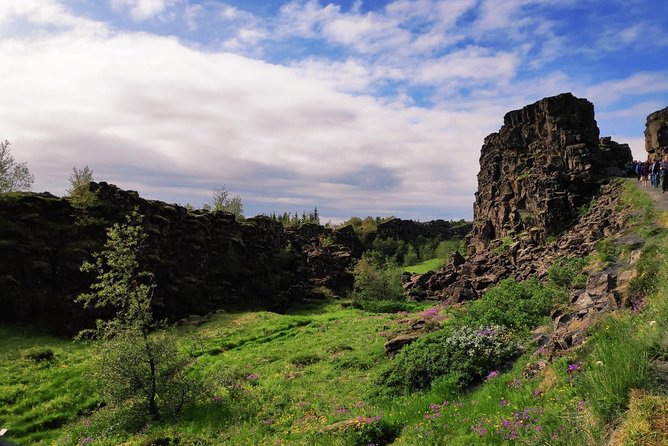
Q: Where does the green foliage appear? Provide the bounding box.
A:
[341,215,394,245]
[67,165,97,211]
[547,256,588,288]
[460,278,560,331]
[595,238,616,265]
[493,236,513,253]
[78,210,156,334]
[0,139,34,192]
[93,329,198,421]
[352,256,404,312]
[576,316,656,423]
[379,325,521,395]
[77,210,198,421]
[21,346,55,362]
[629,242,663,297]
[208,185,244,219]
[269,207,320,227]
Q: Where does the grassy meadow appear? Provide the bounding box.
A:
[1,179,667,445]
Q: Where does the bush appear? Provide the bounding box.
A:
[21,346,55,362]
[460,278,560,331]
[547,256,588,288]
[352,256,404,312]
[379,325,521,394]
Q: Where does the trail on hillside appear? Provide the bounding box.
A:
[629,177,668,213]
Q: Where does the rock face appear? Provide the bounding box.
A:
[469,93,630,255]
[375,219,471,242]
[405,93,632,305]
[0,182,354,334]
[645,106,668,160]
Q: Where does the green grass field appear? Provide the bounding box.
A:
[2,180,667,445]
[402,258,444,274]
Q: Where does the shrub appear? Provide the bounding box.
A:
[332,415,400,446]
[21,346,55,362]
[352,256,404,312]
[547,256,588,288]
[379,325,521,394]
[460,278,560,331]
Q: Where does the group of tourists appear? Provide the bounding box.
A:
[626,156,668,192]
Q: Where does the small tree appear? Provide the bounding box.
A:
[210,185,244,219]
[78,210,195,421]
[0,140,34,192]
[67,165,97,209]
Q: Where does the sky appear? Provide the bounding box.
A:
[1,0,668,223]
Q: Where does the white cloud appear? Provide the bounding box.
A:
[109,0,178,21]
[585,72,668,107]
[0,23,490,219]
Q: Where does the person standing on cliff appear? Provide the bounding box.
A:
[641,161,650,187]
[661,155,668,193]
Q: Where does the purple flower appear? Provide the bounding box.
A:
[79,438,94,446]
[486,370,499,380]
[478,328,499,337]
[246,373,259,380]
[532,389,543,398]
[567,363,581,374]
[334,406,350,414]
[500,399,510,408]
[422,307,439,318]
[471,423,487,436]
[577,400,586,412]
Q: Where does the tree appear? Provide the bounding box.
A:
[0,140,34,192]
[210,185,244,218]
[77,210,195,421]
[67,165,97,210]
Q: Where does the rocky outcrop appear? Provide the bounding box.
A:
[645,106,668,160]
[469,93,630,255]
[375,219,471,243]
[404,168,630,303]
[405,93,631,304]
[0,182,356,334]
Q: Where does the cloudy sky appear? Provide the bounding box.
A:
[2,0,667,222]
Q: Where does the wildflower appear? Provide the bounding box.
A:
[532,389,543,397]
[354,401,365,408]
[79,438,94,446]
[577,400,586,412]
[486,370,499,380]
[595,360,604,366]
[500,399,510,408]
[567,362,581,374]
[422,307,439,318]
[246,373,259,380]
[649,320,657,327]
[334,407,350,414]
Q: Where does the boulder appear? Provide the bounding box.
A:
[645,106,668,160]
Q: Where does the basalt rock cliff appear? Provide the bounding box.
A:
[645,105,668,160]
[469,92,631,254]
[405,93,632,304]
[0,183,362,334]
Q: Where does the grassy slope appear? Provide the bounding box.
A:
[403,258,444,274]
[1,180,667,445]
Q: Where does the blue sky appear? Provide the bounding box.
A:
[1,0,667,222]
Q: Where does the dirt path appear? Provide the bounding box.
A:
[624,178,668,213]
